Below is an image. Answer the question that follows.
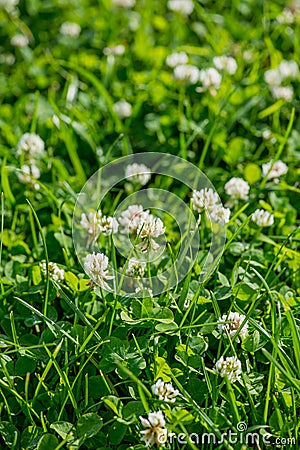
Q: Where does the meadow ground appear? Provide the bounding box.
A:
[0,0,300,449]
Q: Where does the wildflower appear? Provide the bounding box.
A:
[270,86,294,101]
[213,56,237,75]
[125,258,146,277]
[99,216,119,236]
[0,0,18,10]
[41,262,64,282]
[191,188,219,213]
[166,51,188,68]
[119,205,150,234]
[173,64,200,84]
[198,68,222,93]
[125,163,151,186]
[152,379,180,403]
[137,216,165,252]
[209,204,230,224]
[264,69,281,86]
[262,129,276,144]
[17,133,45,159]
[262,159,288,181]
[251,209,274,227]
[278,60,298,79]
[218,312,248,342]
[10,34,29,47]
[18,165,40,190]
[112,0,136,8]
[135,286,154,297]
[103,44,125,56]
[224,177,250,201]
[168,0,194,15]
[83,252,113,289]
[214,356,242,383]
[80,211,102,235]
[139,411,168,446]
[59,22,81,37]
[113,99,132,119]
[276,8,294,24]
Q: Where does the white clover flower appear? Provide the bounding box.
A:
[17,133,45,159]
[224,177,250,201]
[103,44,125,56]
[276,8,294,24]
[251,209,274,227]
[0,53,15,65]
[213,56,237,75]
[214,356,242,383]
[112,0,135,7]
[41,262,64,282]
[264,69,282,86]
[10,34,29,47]
[119,205,151,234]
[80,211,102,235]
[209,204,230,224]
[270,86,294,101]
[0,0,19,10]
[125,258,146,277]
[152,379,180,403]
[83,252,113,289]
[139,411,168,447]
[168,0,194,15]
[173,64,200,84]
[166,51,188,68]
[135,286,154,297]
[278,60,298,79]
[262,159,288,181]
[125,163,151,186]
[191,188,219,213]
[99,216,119,236]
[59,22,81,37]
[138,216,165,252]
[218,312,249,342]
[113,99,132,119]
[198,67,222,92]
[18,165,41,190]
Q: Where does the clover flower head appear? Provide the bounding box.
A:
[278,60,298,79]
[41,262,65,282]
[209,204,230,224]
[167,0,194,15]
[251,209,274,227]
[264,69,282,86]
[99,216,119,236]
[214,356,242,383]
[262,160,288,181]
[112,0,135,8]
[139,410,168,446]
[17,133,45,159]
[191,188,219,212]
[199,67,222,90]
[60,22,81,37]
[103,44,125,56]
[80,211,102,235]
[18,165,41,190]
[113,99,132,119]
[151,379,180,403]
[270,86,293,101]
[83,252,113,289]
[166,51,188,68]
[125,163,151,186]
[11,34,29,47]
[119,205,151,234]
[213,55,237,75]
[125,258,146,277]
[218,312,249,342]
[174,64,200,84]
[224,177,250,201]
